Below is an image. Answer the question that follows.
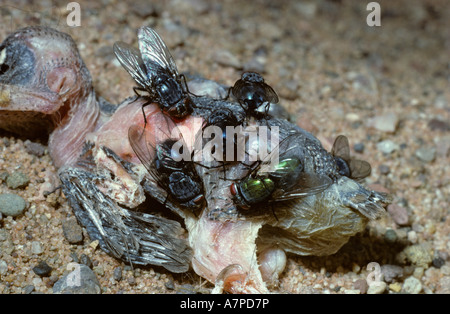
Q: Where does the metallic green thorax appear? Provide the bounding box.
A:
[240,177,275,204]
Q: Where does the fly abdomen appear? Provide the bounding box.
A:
[168,171,203,203]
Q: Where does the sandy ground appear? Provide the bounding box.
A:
[0,0,448,294]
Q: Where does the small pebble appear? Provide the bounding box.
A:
[24,140,46,157]
[213,49,241,69]
[370,113,399,133]
[53,264,101,294]
[6,171,30,189]
[389,282,402,293]
[407,230,418,243]
[415,146,436,163]
[23,285,35,294]
[353,142,365,153]
[437,276,450,294]
[436,138,450,158]
[62,217,84,244]
[0,171,8,182]
[165,279,175,290]
[381,264,404,283]
[31,241,43,255]
[294,2,318,18]
[353,279,368,294]
[432,257,445,269]
[93,265,104,276]
[69,252,79,263]
[345,113,360,122]
[400,244,432,268]
[387,203,409,226]
[243,57,266,74]
[127,276,137,286]
[129,0,159,18]
[0,193,27,217]
[377,140,399,154]
[0,260,7,275]
[402,276,422,294]
[80,254,93,269]
[32,260,53,277]
[113,267,122,281]
[384,229,398,243]
[413,267,424,279]
[89,240,99,250]
[367,281,387,294]
[427,118,450,132]
[378,164,390,175]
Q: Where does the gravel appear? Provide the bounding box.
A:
[415,147,437,163]
[62,217,84,244]
[387,203,409,226]
[376,140,399,154]
[369,113,399,133]
[24,140,46,157]
[402,276,422,294]
[381,265,404,283]
[353,279,368,294]
[367,282,387,294]
[5,171,30,189]
[32,260,53,277]
[399,244,433,268]
[0,193,27,217]
[53,264,101,294]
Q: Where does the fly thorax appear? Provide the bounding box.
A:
[239,177,275,204]
[155,75,183,107]
[241,85,264,110]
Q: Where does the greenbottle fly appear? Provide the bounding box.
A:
[230,132,333,210]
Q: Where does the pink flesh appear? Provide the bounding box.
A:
[49,93,99,168]
[187,213,268,293]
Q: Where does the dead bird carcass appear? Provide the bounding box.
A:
[0,26,390,293]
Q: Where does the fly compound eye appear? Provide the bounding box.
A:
[230,183,238,196]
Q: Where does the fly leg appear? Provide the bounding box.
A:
[132,86,153,129]
[179,73,200,97]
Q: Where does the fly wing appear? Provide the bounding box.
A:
[230,78,246,101]
[262,82,279,104]
[128,116,192,180]
[331,135,351,161]
[138,27,179,78]
[128,124,157,175]
[271,172,332,200]
[349,159,372,180]
[253,131,332,200]
[113,41,150,89]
